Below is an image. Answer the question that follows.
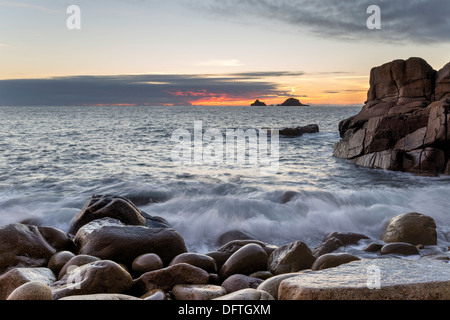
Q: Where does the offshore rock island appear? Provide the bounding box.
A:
[334,57,450,176]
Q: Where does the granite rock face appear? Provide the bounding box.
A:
[278,258,450,300]
[334,58,450,176]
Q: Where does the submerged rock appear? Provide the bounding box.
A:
[280,124,319,137]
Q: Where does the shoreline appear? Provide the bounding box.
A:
[0,194,448,301]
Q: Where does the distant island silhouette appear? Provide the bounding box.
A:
[250,98,309,107]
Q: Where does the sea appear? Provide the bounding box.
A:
[1,105,449,257]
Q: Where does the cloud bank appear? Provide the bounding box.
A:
[0,72,304,106]
[196,0,450,44]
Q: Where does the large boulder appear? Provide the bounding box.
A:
[0,267,56,300]
[51,260,133,300]
[334,58,450,176]
[69,195,171,235]
[0,223,73,274]
[133,263,210,294]
[74,218,187,266]
[268,241,315,275]
[219,244,268,280]
[382,212,437,245]
[279,258,450,300]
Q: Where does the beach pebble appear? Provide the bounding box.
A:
[219,244,268,280]
[0,267,56,300]
[312,253,360,271]
[214,288,274,300]
[221,274,263,293]
[133,263,210,294]
[132,253,164,275]
[48,251,76,275]
[380,242,420,256]
[363,243,384,252]
[268,241,315,275]
[249,271,273,280]
[7,281,53,300]
[382,212,437,245]
[52,260,133,300]
[257,272,305,300]
[58,254,100,279]
[141,289,167,300]
[69,195,147,234]
[172,284,226,300]
[59,294,142,300]
[169,253,217,273]
[74,218,187,266]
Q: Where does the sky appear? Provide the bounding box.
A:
[0,0,449,106]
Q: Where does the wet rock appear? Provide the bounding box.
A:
[0,267,56,300]
[133,263,210,294]
[249,271,273,280]
[74,218,187,266]
[58,254,100,280]
[69,195,147,234]
[279,258,450,300]
[219,244,268,280]
[59,294,142,300]
[268,241,315,275]
[169,253,217,273]
[280,124,319,137]
[221,274,263,293]
[214,288,274,300]
[141,289,167,300]
[363,243,384,252]
[216,230,257,247]
[132,253,164,275]
[380,242,420,256]
[257,273,305,300]
[311,253,361,271]
[7,281,53,300]
[48,251,76,275]
[172,284,226,300]
[52,260,133,300]
[0,223,73,273]
[313,232,370,257]
[382,212,437,245]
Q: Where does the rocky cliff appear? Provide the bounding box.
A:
[334,57,450,176]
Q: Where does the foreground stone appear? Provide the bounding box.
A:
[59,294,142,300]
[382,212,437,245]
[0,267,56,300]
[268,241,315,275]
[214,288,275,300]
[280,124,319,137]
[52,260,133,300]
[133,263,210,294]
[219,244,268,280]
[74,218,187,266]
[172,284,226,300]
[279,258,450,300]
[7,281,53,300]
[0,223,73,273]
[311,253,360,271]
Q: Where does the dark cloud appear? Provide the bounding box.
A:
[0,72,302,106]
[197,0,450,44]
